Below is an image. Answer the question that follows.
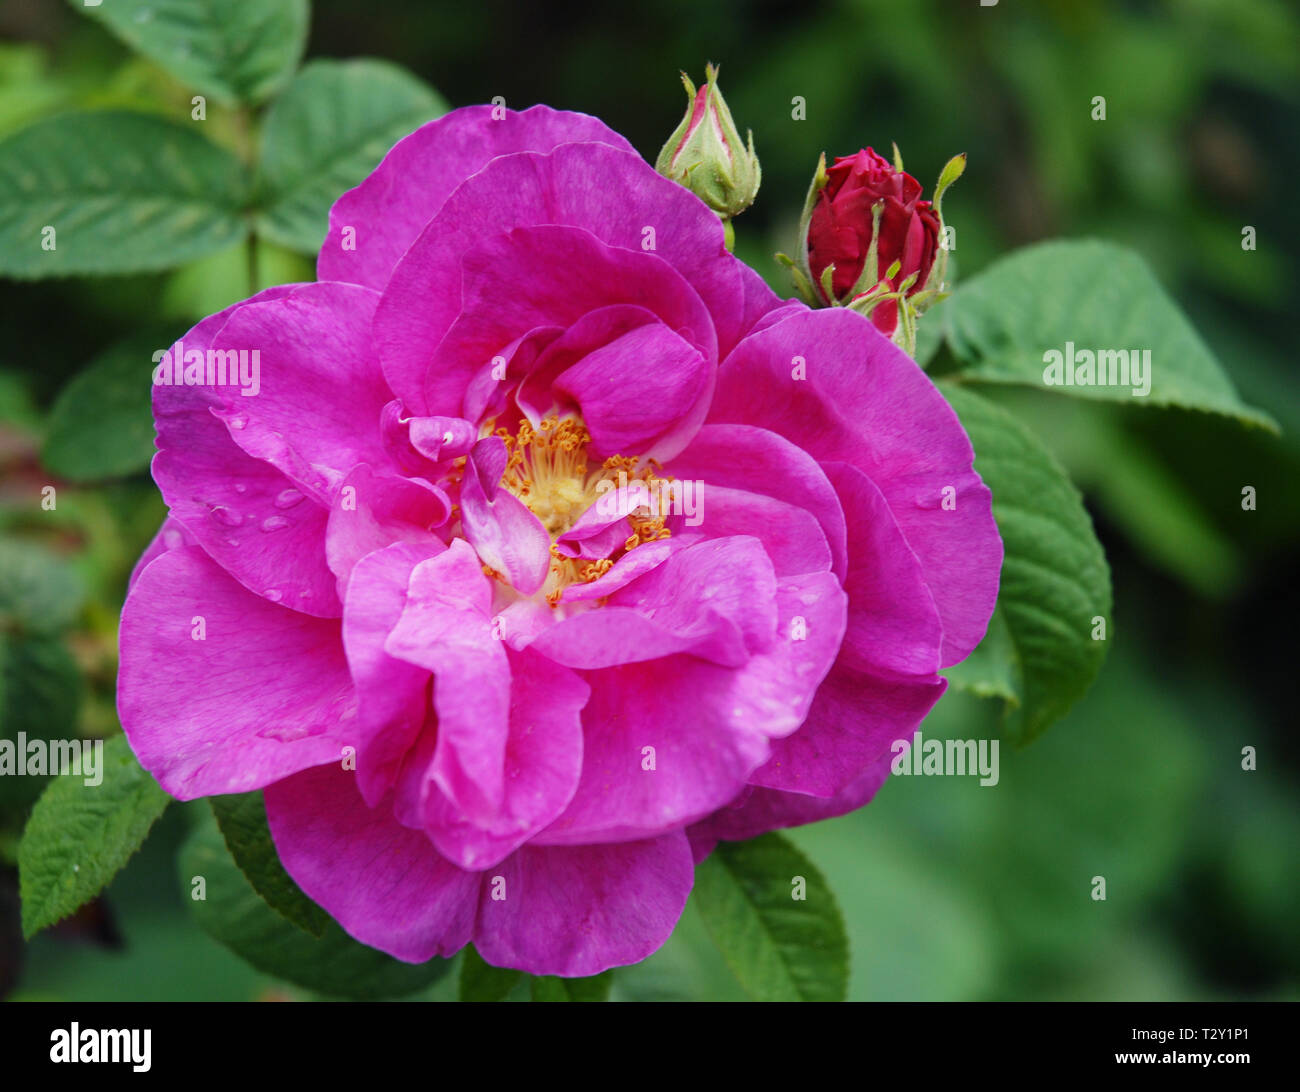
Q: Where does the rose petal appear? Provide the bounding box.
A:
[825,461,943,678]
[553,321,711,461]
[422,647,587,871]
[119,547,355,799]
[530,537,778,670]
[458,437,552,594]
[207,282,393,504]
[472,831,694,977]
[341,541,444,806]
[374,142,751,414]
[151,285,340,616]
[326,463,449,598]
[537,569,845,844]
[127,516,196,590]
[319,104,636,291]
[665,423,848,583]
[747,663,945,798]
[265,763,479,963]
[427,225,716,422]
[384,542,510,818]
[708,307,1001,665]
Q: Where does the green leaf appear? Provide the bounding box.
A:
[208,791,328,938]
[693,832,848,1001]
[179,814,450,999]
[256,59,447,254]
[975,389,1242,596]
[73,0,308,106]
[941,239,1277,430]
[18,735,170,938]
[941,604,1020,708]
[0,110,248,278]
[529,971,612,1002]
[459,944,522,1002]
[939,384,1112,744]
[41,332,172,482]
[0,538,85,635]
[0,633,83,813]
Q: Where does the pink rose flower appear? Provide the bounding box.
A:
[119,105,1001,976]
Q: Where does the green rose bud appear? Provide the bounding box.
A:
[655,63,761,224]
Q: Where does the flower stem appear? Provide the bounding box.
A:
[247,230,260,295]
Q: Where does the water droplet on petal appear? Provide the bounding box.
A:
[257,722,316,742]
[209,505,241,527]
[274,488,304,509]
[264,588,283,603]
[234,483,247,494]
[226,414,247,430]
[260,516,289,533]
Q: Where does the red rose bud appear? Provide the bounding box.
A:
[655,63,760,225]
[804,147,944,337]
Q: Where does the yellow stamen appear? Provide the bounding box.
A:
[488,412,674,606]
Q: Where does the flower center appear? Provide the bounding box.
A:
[496,415,594,536]
[488,413,674,605]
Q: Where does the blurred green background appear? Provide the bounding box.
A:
[1,0,1296,1000]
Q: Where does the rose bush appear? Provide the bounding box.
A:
[118,105,1001,976]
